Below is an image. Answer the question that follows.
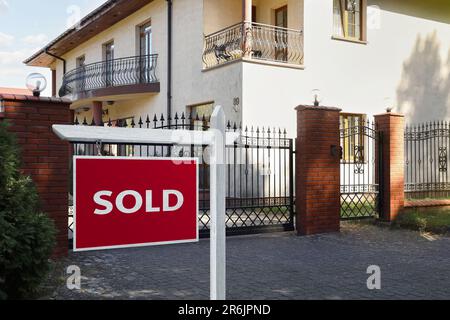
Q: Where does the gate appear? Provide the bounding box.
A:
[68,113,295,242]
[340,117,383,219]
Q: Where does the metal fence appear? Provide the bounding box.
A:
[203,22,304,69]
[69,112,295,241]
[340,119,382,219]
[60,54,158,97]
[405,121,450,200]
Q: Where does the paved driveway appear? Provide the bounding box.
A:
[46,222,450,300]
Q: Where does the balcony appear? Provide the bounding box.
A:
[59,54,159,101]
[203,22,304,69]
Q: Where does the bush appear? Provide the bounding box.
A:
[394,207,450,234]
[0,121,56,300]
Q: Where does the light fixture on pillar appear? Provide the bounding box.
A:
[384,97,394,113]
[312,89,322,107]
[26,73,47,97]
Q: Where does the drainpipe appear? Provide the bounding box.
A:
[45,49,66,74]
[167,0,173,124]
[45,49,67,97]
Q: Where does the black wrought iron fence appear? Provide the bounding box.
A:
[340,119,382,219]
[69,112,295,241]
[60,54,158,97]
[405,121,450,200]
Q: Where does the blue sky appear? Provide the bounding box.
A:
[0,0,107,95]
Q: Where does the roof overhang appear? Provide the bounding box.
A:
[24,0,154,68]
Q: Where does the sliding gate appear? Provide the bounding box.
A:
[68,115,295,242]
[340,118,383,219]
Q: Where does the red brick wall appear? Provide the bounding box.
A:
[0,95,71,257]
[374,113,405,222]
[296,105,342,235]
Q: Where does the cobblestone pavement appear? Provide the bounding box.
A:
[46,222,450,300]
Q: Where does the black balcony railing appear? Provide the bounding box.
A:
[59,54,158,97]
[203,22,304,69]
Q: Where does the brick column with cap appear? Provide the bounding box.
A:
[0,94,72,257]
[374,112,405,222]
[296,105,342,235]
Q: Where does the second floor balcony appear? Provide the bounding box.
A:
[203,22,304,69]
[59,54,159,100]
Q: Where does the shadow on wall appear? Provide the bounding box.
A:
[396,32,450,123]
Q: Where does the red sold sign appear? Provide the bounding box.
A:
[74,157,199,251]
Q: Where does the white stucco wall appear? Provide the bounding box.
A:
[55,0,167,122]
[51,0,450,131]
[242,0,450,137]
[55,0,243,125]
[253,0,303,30]
[203,0,242,35]
[172,0,243,125]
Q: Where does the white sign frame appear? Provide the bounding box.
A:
[72,156,200,253]
[53,105,232,301]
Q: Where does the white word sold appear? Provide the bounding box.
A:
[93,190,184,215]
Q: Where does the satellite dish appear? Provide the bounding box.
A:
[26,73,47,97]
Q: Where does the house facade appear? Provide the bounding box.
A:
[25,0,450,136]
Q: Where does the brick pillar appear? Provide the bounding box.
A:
[0,94,71,257]
[374,113,405,222]
[296,105,342,235]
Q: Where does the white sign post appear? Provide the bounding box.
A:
[53,106,234,301]
[209,107,226,300]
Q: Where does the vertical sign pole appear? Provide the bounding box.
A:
[210,106,226,300]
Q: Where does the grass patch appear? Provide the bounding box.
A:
[394,207,450,235]
[341,201,377,219]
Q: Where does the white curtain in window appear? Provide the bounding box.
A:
[333,0,344,37]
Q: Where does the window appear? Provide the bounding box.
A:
[103,41,115,60]
[103,117,135,157]
[340,113,366,163]
[333,0,366,41]
[138,21,153,83]
[103,41,115,86]
[188,102,214,130]
[139,21,152,56]
[275,5,288,61]
[76,55,85,68]
[187,102,214,190]
[76,56,86,91]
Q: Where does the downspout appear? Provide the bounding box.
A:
[45,49,66,74]
[167,0,173,124]
[45,49,68,97]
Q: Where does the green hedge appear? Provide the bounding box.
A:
[0,121,56,300]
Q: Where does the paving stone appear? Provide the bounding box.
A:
[45,222,450,300]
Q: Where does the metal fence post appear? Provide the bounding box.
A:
[289,138,295,226]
